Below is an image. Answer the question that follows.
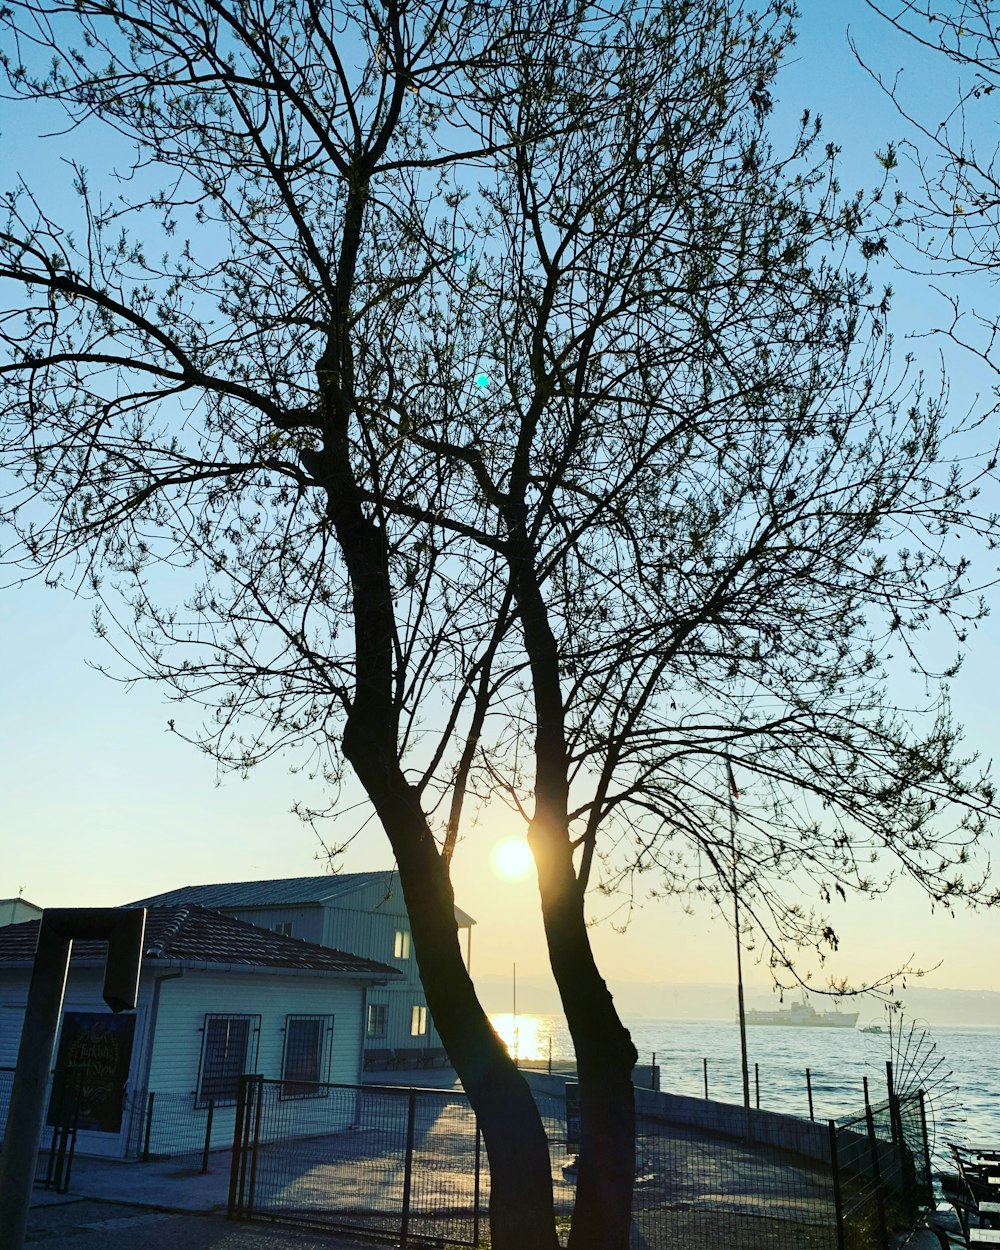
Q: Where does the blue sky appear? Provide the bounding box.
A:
[4,1,1000,1003]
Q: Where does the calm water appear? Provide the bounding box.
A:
[489,1013,997,1157]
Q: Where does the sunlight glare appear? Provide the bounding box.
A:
[489,1013,549,1061]
[492,837,533,879]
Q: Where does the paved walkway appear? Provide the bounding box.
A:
[33,1147,235,1215]
[26,1196,377,1248]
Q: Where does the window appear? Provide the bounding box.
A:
[281,1015,331,1098]
[367,1003,387,1038]
[273,921,293,937]
[410,1005,427,1037]
[197,1014,259,1107]
[394,929,410,960]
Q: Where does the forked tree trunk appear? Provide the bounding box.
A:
[320,353,558,1248]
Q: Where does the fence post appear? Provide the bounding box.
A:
[45,1069,80,1193]
[703,1057,709,1100]
[228,1077,250,1218]
[400,1089,416,1248]
[473,1114,482,1249]
[864,1099,889,1248]
[917,1091,934,1204]
[886,1061,897,1145]
[55,1070,81,1194]
[44,1072,62,1191]
[806,1068,815,1121]
[142,1091,155,1162]
[246,1077,264,1217]
[201,1099,215,1174]
[829,1120,846,1250]
[61,1114,79,1194]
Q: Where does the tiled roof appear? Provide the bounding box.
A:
[0,905,403,979]
[128,871,476,927]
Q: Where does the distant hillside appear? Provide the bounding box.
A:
[474,973,1000,1026]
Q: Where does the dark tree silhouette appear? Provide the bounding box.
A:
[2,2,999,1246]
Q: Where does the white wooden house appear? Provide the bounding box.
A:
[0,905,400,1158]
[0,897,42,926]
[129,872,475,1057]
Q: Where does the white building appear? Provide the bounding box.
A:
[129,872,475,1057]
[0,904,400,1158]
[0,898,42,927]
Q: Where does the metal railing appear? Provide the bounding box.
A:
[3,1062,931,1248]
[228,1075,518,1247]
[0,1065,81,1195]
[829,1089,932,1250]
[226,1075,931,1250]
[121,1088,221,1169]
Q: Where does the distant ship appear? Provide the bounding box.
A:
[744,998,859,1028]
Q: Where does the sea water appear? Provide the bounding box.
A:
[489,1013,997,1154]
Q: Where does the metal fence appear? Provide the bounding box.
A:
[830,1090,932,1250]
[2,1062,931,1249]
[226,1075,931,1250]
[0,1065,83,1195]
[228,1075,529,1247]
[120,1088,222,1167]
[632,1111,840,1250]
[0,1066,12,1136]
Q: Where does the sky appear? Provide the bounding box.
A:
[4,1,1000,1012]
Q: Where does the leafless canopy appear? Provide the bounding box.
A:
[2,0,998,983]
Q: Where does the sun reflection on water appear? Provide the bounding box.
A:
[488,1013,554,1061]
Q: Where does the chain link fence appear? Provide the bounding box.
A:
[2,1062,931,1248]
[120,1088,223,1168]
[229,1077,497,1245]
[226,1075,930,1249]
[830,1090,932,1250]
[632,1111,840,1250]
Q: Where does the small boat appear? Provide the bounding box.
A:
[744,996,859,1028]
[860,1023,883,1034]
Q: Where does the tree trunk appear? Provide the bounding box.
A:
[344,727,559,1250]
[316,324,558,1247]
[506,516,639,1249]
[532,830,638,1250]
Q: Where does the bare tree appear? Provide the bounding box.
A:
[860,2,1000,371]
[2,2,999,1247]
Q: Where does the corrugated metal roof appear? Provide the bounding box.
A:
[0,905,403,978]
[127,872,476,927]
[127,872,393,909]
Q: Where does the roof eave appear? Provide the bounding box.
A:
[0,955,401,982]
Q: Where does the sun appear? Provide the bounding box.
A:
[492,837,534,880]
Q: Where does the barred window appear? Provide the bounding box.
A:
[281,1015,331,1098]
[367,1003,387,1037]
[197,1015,258,1107]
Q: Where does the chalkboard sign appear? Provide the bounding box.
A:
[47,1011,136,1133]
[565,1081,581,1155]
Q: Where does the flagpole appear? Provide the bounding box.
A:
[728,759,752,1139]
